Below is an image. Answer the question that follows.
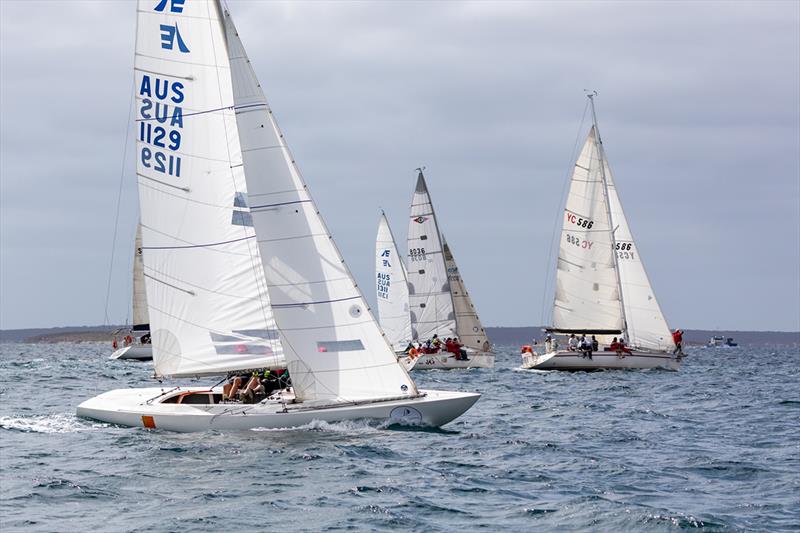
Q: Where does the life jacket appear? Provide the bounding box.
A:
[521,345,533,354]
[408,347,419,358]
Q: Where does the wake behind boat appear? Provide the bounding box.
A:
[522,94,680,371]
[77,0,479,431]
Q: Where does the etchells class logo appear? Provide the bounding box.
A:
[155,0,190,53]
[413,216,428,224]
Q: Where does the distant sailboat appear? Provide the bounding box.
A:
[375,211,412,352]
[78,0,478,431]
[403,170,493,369]
[110,224,153,361]
[522,94,679,371]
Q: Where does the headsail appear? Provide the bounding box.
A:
[406,171,456,342]
[131,223,149,332]
[134,0,283,377]
[221,7,417,403]
[552,127,624,333]
[442,236,491,353]
[604,158,673,350]
[376,213,412,351]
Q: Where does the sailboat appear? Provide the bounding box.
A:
[401,170,494,369]
[522,94,680,371]
[110,224,153,361]
[375,211,413,353]
[77,0,479,431]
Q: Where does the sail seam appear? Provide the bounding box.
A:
[142,235,255,250]
[271,295,360,309]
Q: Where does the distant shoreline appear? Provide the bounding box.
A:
[0,325,797,346]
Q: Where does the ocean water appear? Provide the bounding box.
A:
[0,343,798,532]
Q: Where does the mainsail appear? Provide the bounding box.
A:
[221,7,417,403]
[552,126,623,333]
[442,236,491,352]
[406,171,456,342]
[131,224,149,331]
[376,212,412,351]
[134,0,283,377]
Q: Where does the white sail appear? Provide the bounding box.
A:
[604,158,673,350]
[406,171,456,342]
[131,223,149,331]
[552,127,624,333]
[134,0,283,377]
[221,8,417,403]
[442,236,491,353]
[376,213,412,351]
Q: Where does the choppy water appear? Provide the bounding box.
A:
[1,343,798,532]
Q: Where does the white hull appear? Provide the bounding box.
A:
[521,350,680,371]
[109,345,153,361]
[76,387,479,432]
[399,351,494,370]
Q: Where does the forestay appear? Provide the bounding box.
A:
[406,171,456,342]
[442,236,491,353]
[131,224,149,331]
[134,0,283,377]
[604,158,672,350]
[553,127,624,332]
[376,213,412,351]
[221,7,417,403]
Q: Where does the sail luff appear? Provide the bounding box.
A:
[221,7,417,402]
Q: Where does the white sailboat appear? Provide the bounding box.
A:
[522,94,679,371]
[78,0,479,431]
[375,211,413,352]
[403,170,494,369]
[110,224,153,361]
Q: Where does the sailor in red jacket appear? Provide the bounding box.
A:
[672,329,684,355]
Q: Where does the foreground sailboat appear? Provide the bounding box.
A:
[522,95,679,371]
[78,0,478,431]
[110,224,153,361]
[401,170,494,369]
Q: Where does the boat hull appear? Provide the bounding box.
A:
[521,350,680,371]
[399,351,494,370]
[76,387,480,432]
[109,345,153,361]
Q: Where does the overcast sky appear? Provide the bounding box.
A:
[1,0,798,332]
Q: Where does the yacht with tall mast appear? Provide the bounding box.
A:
[77,0,479,431]
[523,94,680,371]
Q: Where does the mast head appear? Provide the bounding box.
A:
[414,166,428,193]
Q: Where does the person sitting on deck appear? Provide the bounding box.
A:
[580,335,593,359]
[239,371,267,404]
[222,374,248,401]
[544,335,553,353]
[591,335,599,352]
[431,334,442,349]
[567,334,578,351]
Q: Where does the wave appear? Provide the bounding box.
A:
[0,413,109,434]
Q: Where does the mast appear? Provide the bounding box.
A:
[588,93,629,340]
